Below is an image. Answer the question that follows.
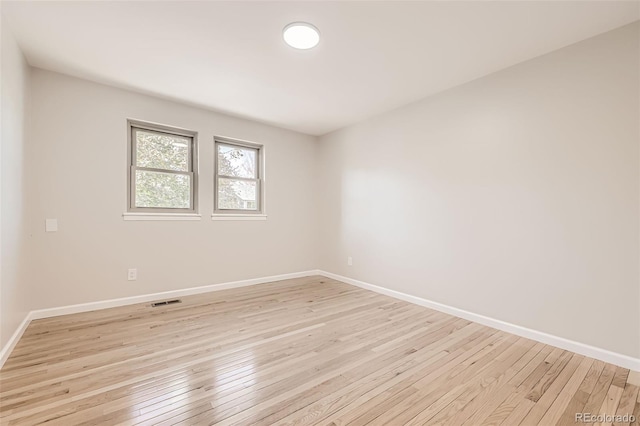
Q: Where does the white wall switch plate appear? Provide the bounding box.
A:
[45,219,58,232]
[347,256,353,266]
[128,268,137,281]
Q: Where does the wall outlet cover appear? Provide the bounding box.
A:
[45,219,58,232]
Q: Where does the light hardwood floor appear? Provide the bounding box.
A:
[0,276,638,425]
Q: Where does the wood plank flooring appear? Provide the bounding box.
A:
[0,276,637,425]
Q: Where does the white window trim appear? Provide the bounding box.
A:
[213,136,266,218]
[123,213,202,221]
[211,214,267,221]
[127,119,199,216]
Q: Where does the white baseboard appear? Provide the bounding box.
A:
[29,270,321,320]
[0,270,320,369]
[319,270,640,372]
[0,313,32,369]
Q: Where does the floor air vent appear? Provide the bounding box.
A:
[151,299,182,307]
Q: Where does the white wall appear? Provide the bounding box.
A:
[318,23,640,358]
[27,69,319,310]
[2,17,638,364]
[1,18,31,348]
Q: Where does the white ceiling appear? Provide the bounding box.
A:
[3,1,638,136]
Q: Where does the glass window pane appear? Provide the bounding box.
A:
[217,178,258,210]
[217,144,257,178]
[135,170,191,209]
[136,130,189,172]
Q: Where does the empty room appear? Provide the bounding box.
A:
[1,1,639,425]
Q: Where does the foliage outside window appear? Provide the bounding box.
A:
[215,138,263,214]
[128,121,198,213]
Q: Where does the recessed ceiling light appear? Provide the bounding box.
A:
[283,22,320,50]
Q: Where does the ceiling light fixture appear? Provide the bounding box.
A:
[283,22,320,50]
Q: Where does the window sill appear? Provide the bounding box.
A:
[211,214,267,221]
[123,213,202,221]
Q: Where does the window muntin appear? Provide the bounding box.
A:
[128,122,197,213]
[215,139,263,213]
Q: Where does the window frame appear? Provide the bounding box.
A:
[213,136,265,216]
[127,119,199,214]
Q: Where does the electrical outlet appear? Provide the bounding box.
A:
[45,219,58,232]
[347,256,353,266]
[128,268,137,281]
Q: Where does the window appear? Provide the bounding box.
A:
[128,120,198,213]
[214,137,264,215]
